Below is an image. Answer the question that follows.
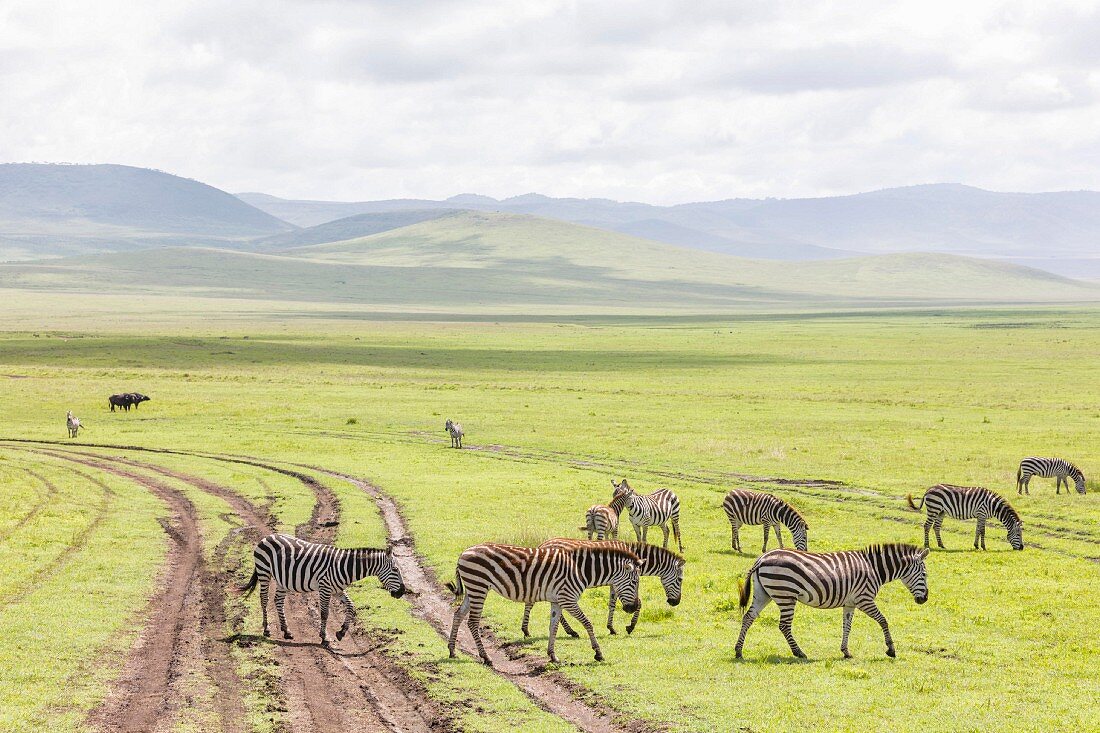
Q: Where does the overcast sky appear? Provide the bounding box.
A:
[3,1,1100,204]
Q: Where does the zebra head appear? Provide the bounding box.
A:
[377,548,406,598]
[608,554,645,614]
[1006,519,1024,550]
[609,479,633,514]
[898,547,930,605]
[652,547,685,606]
[1073,470,1087,495]
[445,419,454,431]
[791,523,809,552]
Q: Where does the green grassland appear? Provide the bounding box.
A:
[0,300,1097,732]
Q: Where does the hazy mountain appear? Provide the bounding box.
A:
[239,184,1100,269]
[0,163,293,259]
[253,209,459,250]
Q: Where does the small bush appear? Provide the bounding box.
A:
[346,417,358,425]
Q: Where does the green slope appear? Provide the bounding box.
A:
[0,211,1096,311]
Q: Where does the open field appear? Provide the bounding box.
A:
[0,299,1097,732]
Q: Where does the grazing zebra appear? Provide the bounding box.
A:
[520,539,684,637]
[65,411,83,438]
[722,488,809,553]
[1017,457,1086,495]
[239,533,406,645]
[908,484,1024,551]
[445,419,464,448]
[581,504,618,540]
[446,541,643,665]
[609,479,683,552]
[736,543,929,659]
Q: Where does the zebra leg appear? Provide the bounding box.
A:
[607,590,617,635]
[922,516,932,549]
[933,515,946,549]
[318,585,332,644]
[521,602,534,637]
[562,599,603,662]
[672,515,683,552]
[776,525,785,549]
[466,598,491,664]
[259,578,271,637]
[274,588,292,639]
[547,603,563,663]
[858,600,894,657]
[335,590,356,641]
[976,517,987,551]
[447,594,471,658]
[734,578,771,658]
[632,521,644,543]
[762,524,769,553]
[731,521,740,551]
[776,599,806,658]
[660,522,670,549]
[840,606,855,659]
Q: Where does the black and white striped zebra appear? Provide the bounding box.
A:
[581,504,618,540]
[736,543,929,659]
[908,484,1024,551]
[240,533,406,645]
[65,411,83,438]
[445,419,464,448]
[722,488,808,553]
[519,539,684,637]
[446,541,644,664]
[1017,457,1086,495]
[609,479,683,552]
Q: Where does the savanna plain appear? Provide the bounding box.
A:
[1,294,1097,733]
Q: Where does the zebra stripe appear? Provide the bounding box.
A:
[519,539,684,637]
[240,533,405,644]
[65,411,82,438]
[722,488,808,552]
[446,541,644,664]
[582,504,618,540]
[445,419,464,448]
[609,479,683,552]
[1017,457,1086,495]
[908,484,1024,551]
[735,543,929,659]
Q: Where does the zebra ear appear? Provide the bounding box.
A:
[918,548,929,560]
[635,559,647,570]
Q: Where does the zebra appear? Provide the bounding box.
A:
[446,541,644,665]
[520,539,684,637]
[1017,457,1086,495]
[735,543,929,660]
[65,411,83,438]
[609,479,683,552]
[445,419,464,448]
[722,488,808,553]
[581,504,618,540]
[908,484,1024,551]
[239,533,406,645]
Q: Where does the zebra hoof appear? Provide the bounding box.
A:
[793,650,807,659]
[594,651,604,662]
[480,656,493,667]
[735,650,743,659]
[886,648,896,658]
[608,627,617,636]
[283,632,293,640]
[625,625,636,635]
[335,629,347,641]
[262,628,270,638]
[522,630,531,638]
[566,629,580,639]
[448,649,456,658]
[842,650,852,659]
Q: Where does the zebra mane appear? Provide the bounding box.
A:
[571,543,642,563]
[995,499,1022,525]
[776,499,807,527]
[623,542,683,564]
[863,542,924,559]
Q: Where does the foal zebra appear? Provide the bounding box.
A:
[65,411,82,438]
[519,539,684,637]
[722,488,808,553]
[240,534,406,644]
[581,504,618,540]
[736,543,929,659]
[446,541,643,664]
[610,479,683,552]
[445,419,464,448]
[1017,457,1086,495]
[908,484,1024,551]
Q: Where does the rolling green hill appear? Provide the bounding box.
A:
[1,211,1096,311]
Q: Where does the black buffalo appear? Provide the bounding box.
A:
[109,393,151,411]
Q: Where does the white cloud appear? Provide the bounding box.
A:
[2,0,1100,203]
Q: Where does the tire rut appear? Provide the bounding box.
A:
[0,459,58,542]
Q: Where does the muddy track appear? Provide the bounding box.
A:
[59,447,446,733]
[303,465,660,733]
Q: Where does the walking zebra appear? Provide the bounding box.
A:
[65,411,83,438]
[445,419,464,448]
[581,504,618,540]
[446,541,643,664]
[609,479,683,552]
[736,543,929,659]
[1017,457,1086,495]
[240,534,406,644]
[722,488,808,553]
[908,484,1024,551]
[520,539,684,637]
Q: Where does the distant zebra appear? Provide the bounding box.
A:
[736,543,929,659]
[908,484,1024,551]
[446,541,643,664]
[1017,457,1086,495]
[445,419,464,448]
[722,488,808,553]
[520,539,684,637]
[65,411,83,438]
[581,504,618,540]
[609,479,683,552]
[239,534,406,644]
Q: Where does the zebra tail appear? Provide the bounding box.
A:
[738,562,759,615]
[445,574,465,598]
[238,569,258,596]
[906,493,925,511]
[1016,466,1023,488]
